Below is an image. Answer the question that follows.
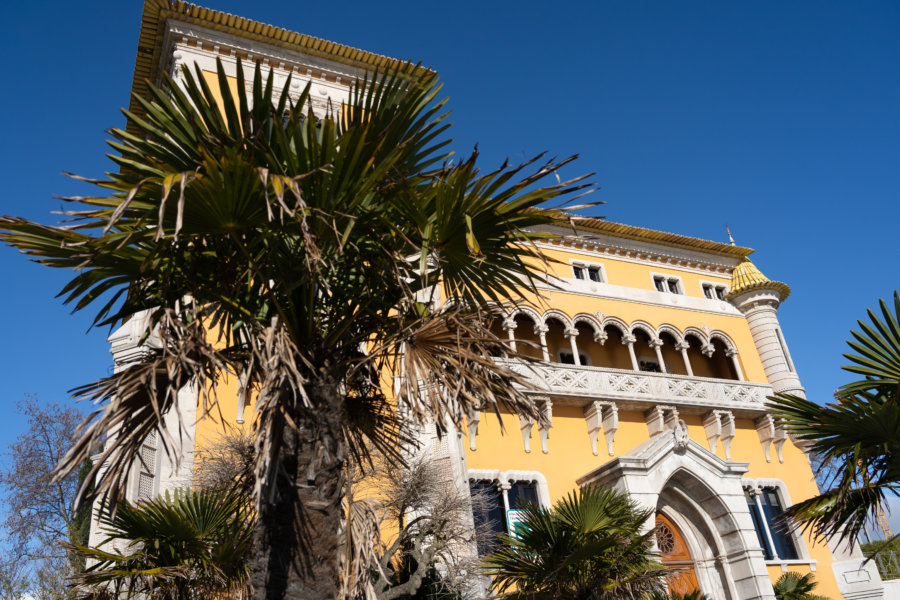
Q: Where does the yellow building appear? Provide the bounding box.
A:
[100,2,886,599]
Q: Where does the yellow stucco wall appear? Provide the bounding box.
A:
[188,67,842,598]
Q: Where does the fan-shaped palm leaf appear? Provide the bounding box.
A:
[68,487,253,599]
[769,292,900,547]
[485,486,665,600]
[772,571,830,600]
[1,55,596,597]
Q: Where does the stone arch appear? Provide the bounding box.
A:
[540,308,573,329]
[709,330,737,353]
[683,327,709,346]
[629,320,659,342]
[599,316,630,336]
[507,305,542,323]
[657,325,688,376]
[657,324,685,345]
[658,468,743,599]
[572,313,603,337]
[577,434,776,600]
[508,306,543,360]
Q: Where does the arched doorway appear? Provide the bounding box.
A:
[656,513,700,595]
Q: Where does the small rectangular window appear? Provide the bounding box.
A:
[572,263,604,283]
[639,358,662,373]
[559,351,589,366]
[654,275,682,295]
[702,283,728,300]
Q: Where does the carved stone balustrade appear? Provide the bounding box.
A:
[497,359,772,417]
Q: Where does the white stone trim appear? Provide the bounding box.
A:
[741,478,816,569]
[467,469,552,508]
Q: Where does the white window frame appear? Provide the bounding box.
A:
[699,279,729,301]
[569,260,606,284]
[650,272,684,295]
[741,478,815,571]
[468,469,552,509]
[468,469,551,542]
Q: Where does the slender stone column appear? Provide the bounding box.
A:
[649,338,667,373]
[623,334,639,371]
[564,327,581,365]
[675,340,694,376]
[534,324,550,362]
[502,317,517,352]
[727,349,745,381]
[750,486,780,560]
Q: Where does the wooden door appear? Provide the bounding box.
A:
[655,513,700,595]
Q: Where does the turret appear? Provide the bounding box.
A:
[726,259,804,397]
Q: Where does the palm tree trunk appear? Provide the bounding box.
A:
[250,376,346,600]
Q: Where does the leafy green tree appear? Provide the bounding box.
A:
[68,487,253,600]
[0,57,592,600]
[769,292,900,546]
[772,571,829,600]
[484,486,666,600]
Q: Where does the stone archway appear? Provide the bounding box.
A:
[577,428,777,600]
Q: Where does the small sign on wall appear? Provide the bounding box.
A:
[506,509,528,539]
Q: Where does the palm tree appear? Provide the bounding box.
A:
[68,487,253,599]
[772,571,830,600]
[645,591,712,600]
[769,292,900,546]
[484,486,666,600]
[0,59,593,600]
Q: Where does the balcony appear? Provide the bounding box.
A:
[498,359,772,417]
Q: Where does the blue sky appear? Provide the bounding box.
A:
[1,2,898,527]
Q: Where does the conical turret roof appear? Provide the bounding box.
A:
[725,258,790,301]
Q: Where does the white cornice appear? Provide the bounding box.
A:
[536,227,742,275]
[161,19,367,90]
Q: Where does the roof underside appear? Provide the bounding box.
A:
[128,1,411,132]
[569,217,754,259]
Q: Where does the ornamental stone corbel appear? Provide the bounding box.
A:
[593,330,608,345]
[519,413,534,453]
[756,414,787,463]
[536,397,552,454]
[645,405,678,437]
[584,400,618,456]
[467,409,481,451]
[701,343,715,358]
[703,410,735,460]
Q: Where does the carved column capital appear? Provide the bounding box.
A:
[622,334,637,345]
[563,327,579,339]
[502,318,517,332]
[533,324,549,336]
